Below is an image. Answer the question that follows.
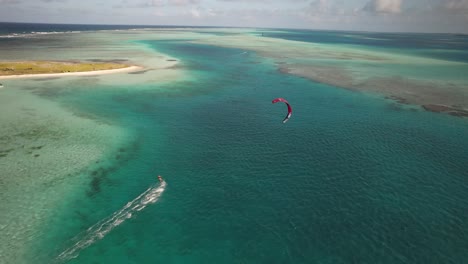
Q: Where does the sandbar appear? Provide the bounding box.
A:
[0,65,144,80]
[422,104,468,117]
[280,64,468,117]
[192,33,468,118]
[0,88,131,263]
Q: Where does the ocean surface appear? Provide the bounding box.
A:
[0,23,467,264]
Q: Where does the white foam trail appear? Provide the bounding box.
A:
[57,181,166,261]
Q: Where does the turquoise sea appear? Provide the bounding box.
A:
[0,23,467,263]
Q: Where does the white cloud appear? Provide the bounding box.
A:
[216,0,308,2]
[190,8,200,17]
[41,0,67,2]
[205,8,220,16]
[131,0,199,7]
[364,0,402,14]
[169,0,200,6]
[153,10,167,16]
[445,0,468,11]
[309,0,329,13]
[0,0,21,4]
[150,0,165,6]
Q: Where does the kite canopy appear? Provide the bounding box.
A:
[272,98,292,123]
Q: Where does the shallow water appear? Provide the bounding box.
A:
[1,26,468,264]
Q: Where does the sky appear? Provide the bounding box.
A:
[1,0,468,33]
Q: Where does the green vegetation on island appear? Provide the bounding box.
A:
[0,60,130,76]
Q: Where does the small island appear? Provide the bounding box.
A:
[0,60,142,79]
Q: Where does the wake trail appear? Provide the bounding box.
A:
[56,181,167,262]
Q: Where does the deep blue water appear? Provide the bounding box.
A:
[0,22,231,36]
[0,22,144,36]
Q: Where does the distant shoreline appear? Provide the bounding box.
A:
[0,65,144,80]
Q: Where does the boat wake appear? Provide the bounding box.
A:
[57,181,167,261]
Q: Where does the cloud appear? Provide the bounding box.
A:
[304,0,360,18]
[0,0,21,4]
[187,6,222,18]
[190,8,200,17]
[149,0,160,6]
[309,0,329,13]
[55,6,91,15]
[152,10,167,16]
[169,0,200,5]
[445,0,468,12]
[125,0,199,8]
[121,0,164,8]
[216,0,307,2]
[363,0,402,14]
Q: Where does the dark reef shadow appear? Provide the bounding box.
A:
[85,136,142,198]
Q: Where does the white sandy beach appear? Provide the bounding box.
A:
[0,65,144,80]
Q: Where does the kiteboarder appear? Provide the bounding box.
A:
[157,175,163,182]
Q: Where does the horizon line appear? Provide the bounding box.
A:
[1,21,467,36]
